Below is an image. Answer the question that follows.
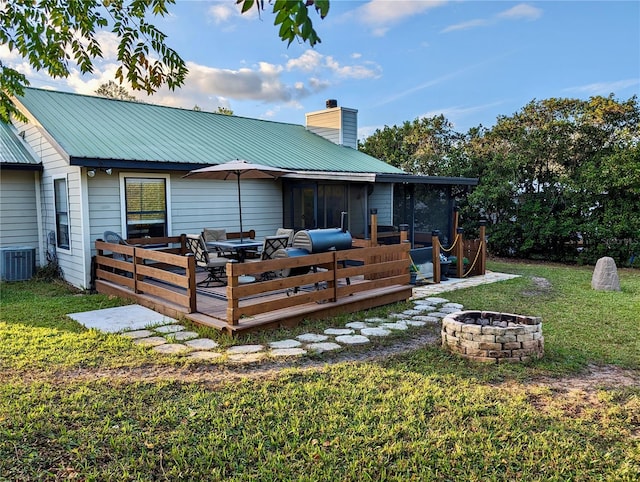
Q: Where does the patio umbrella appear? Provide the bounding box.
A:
[183,159,292,241]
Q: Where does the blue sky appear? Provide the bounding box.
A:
[6,1,640,139]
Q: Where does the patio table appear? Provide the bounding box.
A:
[206,239,262,263]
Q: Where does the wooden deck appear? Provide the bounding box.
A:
[95,237,413,336]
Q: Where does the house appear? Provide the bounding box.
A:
[1,88,476,289]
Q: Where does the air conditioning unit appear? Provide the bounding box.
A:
[0,246,36,281]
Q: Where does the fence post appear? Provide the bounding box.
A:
[479,220,487,275]
[452,206,459,241]
[226,261,240,326]
[432,230,441,284]
[186,253,197,313]
[133,247,141,294]
[179,233,187,255]
[370,208,378,246]
[456,227,465,278]
[399,224,409,244]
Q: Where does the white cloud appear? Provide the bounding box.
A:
[358,0,448,26]
[207,3,237,24]
[287,50,382,79]
[563,79,640,95]
[442,2,542,33]
[498,4,543,21]
[441,18,490,33]
[286,50,324,72]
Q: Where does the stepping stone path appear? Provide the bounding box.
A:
[119,296,464,363]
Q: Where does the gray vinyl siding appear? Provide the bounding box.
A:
[15,119,88,289]
[87,173,123,247]
[340,109,358,149]
[0,170,40,262]
[369,183,393,226]
[171,175,283,239]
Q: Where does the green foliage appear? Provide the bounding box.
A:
[94,80,137,101]
[1,0,330,122]
[237,0,330,47]
[364,96,640,266]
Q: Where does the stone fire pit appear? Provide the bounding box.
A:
[441,311,544,364]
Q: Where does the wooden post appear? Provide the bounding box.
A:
[452,206,459,242]
[186,254,197,313]
[226,261,240,326]
[399,224,409,244]
[456,227,464,278]
[432,230,441,284]
[133,247,141,294]
[179,233,187,255]
[370,208,378,246]
[479,220,487,275]
[330,251,338,302]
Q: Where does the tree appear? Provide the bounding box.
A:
[359,115,460,175]
[216,106,233,116]
[95,81,137,101]
[1,0,330,123]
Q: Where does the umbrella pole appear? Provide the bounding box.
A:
[237,174,243,242]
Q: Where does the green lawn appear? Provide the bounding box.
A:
[1,261,638,480]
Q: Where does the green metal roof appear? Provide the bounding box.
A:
[17,88,403,174]
[0,121,41,169]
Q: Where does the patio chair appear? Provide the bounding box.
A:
[202,227,236,258]
[186,234,233,287]
[250,234,290,280]
[275,228,295,246]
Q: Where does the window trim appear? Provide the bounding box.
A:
[119,173,171,239]
[52,175,71,252]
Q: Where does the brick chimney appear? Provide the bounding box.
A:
[305,100,358,149]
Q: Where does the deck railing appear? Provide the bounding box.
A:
[95,236,410,325]
[224,243,410,325]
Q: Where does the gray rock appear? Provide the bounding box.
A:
[187,351,223,360]
[121,329,154,339]
[153,343,189,355]
[172,331,199,341]
[306,342,342,353]
[324,328,354,336]
[154,324,185,333]
[269,339,302,349]
[297,333,328,343]
[412,316,440,323]
[361,327,392,337]
[591,256,621,291]
[345,321,369,329]
[185,338,219,350]
[363,317,386,324]
[381,322,409,331]
[270,348,307,357]
[335,334,370,345]
[226,344,264,355]
[134,336,167,347]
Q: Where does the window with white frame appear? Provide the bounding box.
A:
[122,176,169,239]
[53,177,70,249]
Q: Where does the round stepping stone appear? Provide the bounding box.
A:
[324,328,354,336]
[345,321,369,329]
[270,348,307,357]
[423,297,449,304]
[412,315,440,323]
[440,307,462,314]
[134,336,167,347]
[172,331,199,341]
[226,344,265,355]
[121,329,154,339]
[443,302,464,309]
[185,338,219,350]
[364,317,386,324]
[306,342,342,353]
[427,312,448,318]
[154,324,185,334]
[412,304,436,312]
[405,320,427,327]
[336,334,370,345]
[187,351,223,360]
[153,343,189,355]
[227,353,266,363]
[269,339,302,349]
[402,309,422,316]
[361,327,391,337]
[297,333,328,343]
[389,313,410,319]
[381,322,409,331]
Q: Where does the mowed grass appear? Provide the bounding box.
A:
[1,262,639,480]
